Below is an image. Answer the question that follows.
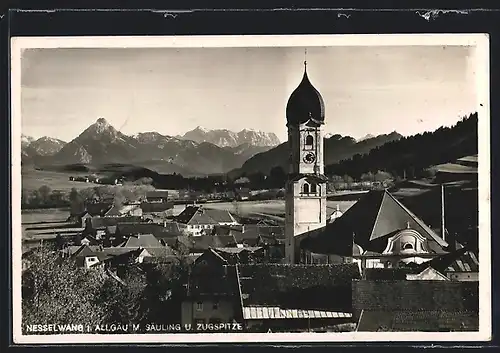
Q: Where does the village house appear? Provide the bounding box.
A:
[67,201,113,228]
[84,215,142,241]
[175,235,239,255]
[140,201,174,220]
[105,203,143,217]
[175,205,239,236]
[146,190,170,203]
[181,263,360,332]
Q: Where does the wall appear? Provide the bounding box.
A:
[181,298,237,326]
[447,272,479,281]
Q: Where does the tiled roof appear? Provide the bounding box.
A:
[121,234,163,248]
[140,202,174,213]
[357,310,479,332]
[146,190,169,199]
[86,202,113,217]
[176,205,237,225]
[188,264,240,298]
[238,264,360,311]
[352,280,478,312]
[419,247,479,273]
[243,307,352,320]
[289,174,329,183]
[116,222,178,239]
[90,216,142,229]
[300,189,448,255]
[177,235,238,252]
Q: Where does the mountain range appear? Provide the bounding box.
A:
[21,119,280,176]
[21,118,403,177]
[179,126,280,147]
[228,131,402,178]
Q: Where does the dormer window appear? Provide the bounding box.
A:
[305,135,314,150]
[402,243,414,250]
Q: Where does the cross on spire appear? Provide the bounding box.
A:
[304,48,307,71]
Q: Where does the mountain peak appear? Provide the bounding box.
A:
[96,117,109,125]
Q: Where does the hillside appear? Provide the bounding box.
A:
[325,113,478,179]
[229,131,402,178]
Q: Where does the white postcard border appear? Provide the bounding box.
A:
[10,34,491,344]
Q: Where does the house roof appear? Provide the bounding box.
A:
[177,235,238,252]
[105,204,141,217]
[86,202,113,217]
[121,233,164,248]
[116,222,178,239]
[141,201,174,213]
[242,307,352,320]
[71,245,101,258]
[146,190,169,199]
[90,216,142,229]
[356,310,479,332]
[176,205,236,225]
[238,264,360,312]
[289,174,329,184]
[352,280,479,312]
[418,247,479,274]
[300,189,448,256]
[188,264,241,298]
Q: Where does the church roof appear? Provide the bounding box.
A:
[300,189,448,255]
[286,63,325,126]
[289,173,329,183]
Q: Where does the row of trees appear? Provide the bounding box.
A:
[22,245,190,332]
[325,113,477,180]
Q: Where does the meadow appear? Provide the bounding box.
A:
[204,200,357,219]
[22,167,97,192]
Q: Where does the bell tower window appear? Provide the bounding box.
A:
[303,183,310,194]
[310,183,317,193]
[305,135,314,150]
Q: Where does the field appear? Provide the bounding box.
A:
[21,208,83,252]
[204,200,357,220]
[22,167,97,192]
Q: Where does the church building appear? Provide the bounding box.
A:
[284,61,328,264]
[284,61,454,269]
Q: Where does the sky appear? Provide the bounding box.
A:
[20,45,477,143]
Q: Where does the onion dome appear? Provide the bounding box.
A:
[286,62,325,126]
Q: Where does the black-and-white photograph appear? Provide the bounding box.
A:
[11,34,490,343]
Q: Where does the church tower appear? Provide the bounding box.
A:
[284,61,328,264]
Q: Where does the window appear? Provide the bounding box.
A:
[303,183,310,194]
[213,301,219,310]
[196,302,203,311]
[310,183,317,193]
[305,135,314,150]
[402,243,414,250]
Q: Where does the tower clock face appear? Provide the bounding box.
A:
[303,152,316,164]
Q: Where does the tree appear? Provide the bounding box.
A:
[374,170,392,182]
[22,244,106,332]
[69,188,85,216]
[360,172,374,182]
[38,185,52,204]
[98,263,148,328]
[342,175,353,184]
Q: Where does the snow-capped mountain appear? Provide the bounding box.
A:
[29,118,275,175]
[29,136,67,156]
[180,126,280,148]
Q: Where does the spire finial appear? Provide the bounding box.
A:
[304,48,307,71]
